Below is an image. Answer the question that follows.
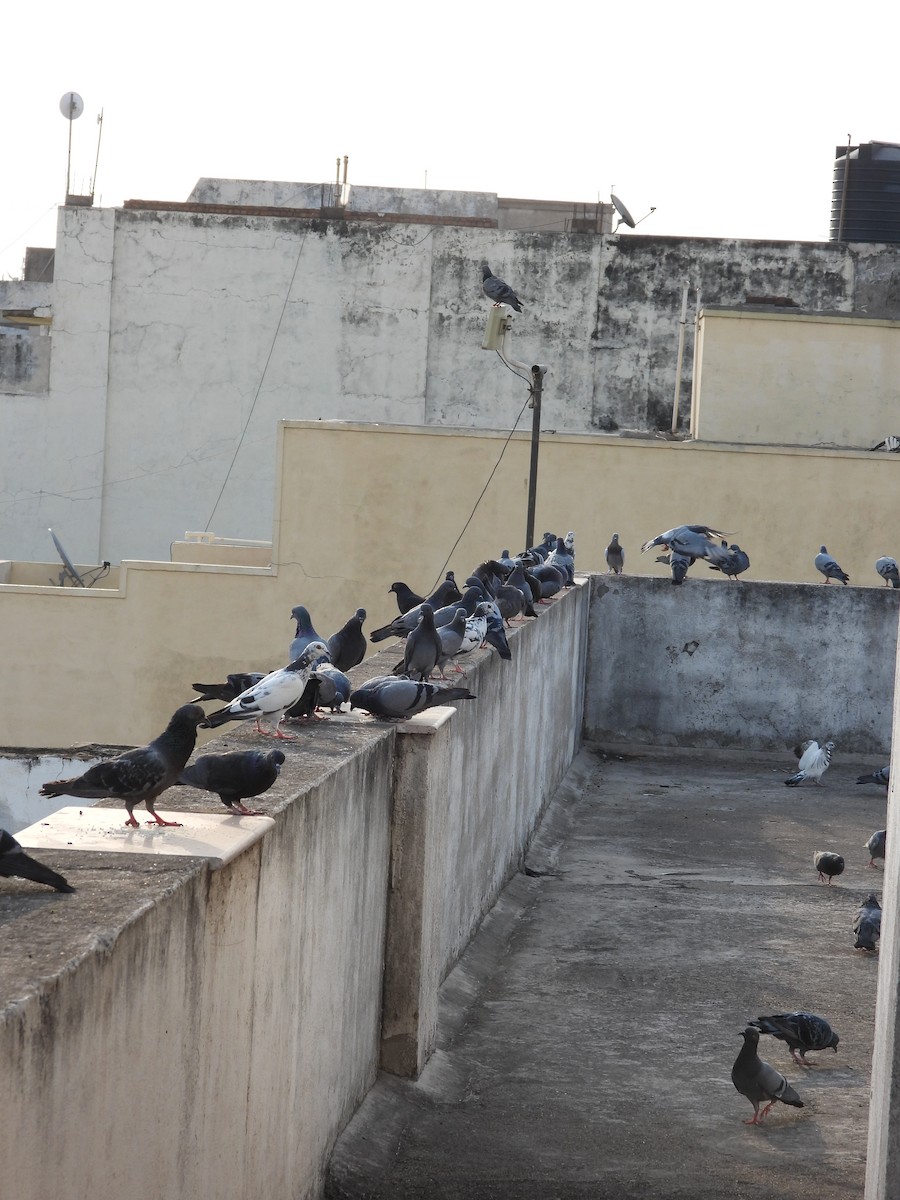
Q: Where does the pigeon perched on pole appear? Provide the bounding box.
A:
[350,676,476,720]
[731,1027,804,1125]
[853,892,882,951]
[857,765,890,791]
[202,643,329,740]
[814,546,849,585]
[0,829,75,892]
[605,533,624,575]
[865,829,887,868]
[785,740,833,786]
[814,850,845,885]
[39,704,207,827]
[481,262,523,312]
[326,608,367,672]
[749,1013,839,1066]
[176,749,285,815]
[875,557,900,588]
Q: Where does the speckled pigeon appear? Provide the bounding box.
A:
[749,1013,839,1066]
[203,642,329,740]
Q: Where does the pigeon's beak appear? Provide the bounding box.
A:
[199,719,211,728]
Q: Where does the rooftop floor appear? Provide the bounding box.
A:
[328,744,884,1200]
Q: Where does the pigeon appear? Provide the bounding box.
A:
[853,892,882,951]
[707,542,750,581]
[731,1026,804,1125]
[605,533,624,575]
[814,546,849,585]
[434,608,470,678]
[192,672,268,703]
[749,1013,839,1066]
[528,532,557,562]
[176,749,285,815]
[865,829,887,868]
[39,703,207,827]
[426,574,462,609]
[814,850,845,884]
[656,549,695,585]
[453,605,490,669]
[393,605,443,682]
[870,435,900,452]
[640,524,727,557]
[0,829,75,893]
[350,676,476,720]
[389,581,425,615]
[370,587,485,643]
[202,642,329,739]
[785,740,833,786]
[875,556,900,588]
[531,562,565,598]
[289,605,325,660]
[546,538,575,586]
[857,765,890,790]
[312,661,352,711]
[327,608,367,672]
[481,262,523,312]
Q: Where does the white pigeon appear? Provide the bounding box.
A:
[202,641,329,740]
[785,740,834,786]
[870,435,900,452]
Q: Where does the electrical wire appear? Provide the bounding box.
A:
[203,228,309,531]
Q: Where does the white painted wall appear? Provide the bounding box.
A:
[0,753,105,833]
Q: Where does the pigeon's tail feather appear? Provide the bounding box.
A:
[202,707,246,728]
[369,625,398,644]
[784,772,806,787]
[776,1081,804,1108]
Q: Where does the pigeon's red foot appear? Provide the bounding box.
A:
[743,1115,762,1125]
[232,804,265,816]
[125,816,140,828]
[271,728,297,741]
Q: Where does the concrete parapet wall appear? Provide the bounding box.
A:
[583,574,897,752]
[1,586,588,1199]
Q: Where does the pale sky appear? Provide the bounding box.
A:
[2,0,898,280]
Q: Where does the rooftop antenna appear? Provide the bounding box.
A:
[59,92,84,202]
[90,108,104,201]
[610,188,657,232]
[47,528,111,588]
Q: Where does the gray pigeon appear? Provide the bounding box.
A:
[865,829,887,868]
[732,1027,804,1125]
[785,740,833,786]
[481,262,523,312]
[659,549,695,585]
[289,605,325,660]
[749,1013,839,1066]
[389,581,425,615]
[876,556,900,588]
[203,642,329,739]
[350,676,476,720]
[176,749,285,815]
[707,542,750,581]
[605,533,624,575]
[546,538,575,586]
[192,672,268,702]
[394,605,443,681]
[312,662,352,711]
[327,608,367,672]
[857,765,890,790]
[640,524,727,557]
[0,829,75,893]
[814,546,849,585]
[814,850,844,884]
[39,704,207,827]
[853,892,882,951]
[434,608,469,678]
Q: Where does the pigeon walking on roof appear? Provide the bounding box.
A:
[814,547,849,585]
[0,829,75,893]
[192,672,268,703]
[785,740,833,786]
[289,605,325,660]
[857,765,890,790]
[865,829,887,868]
[203,642,329,740]
[876,557,900,588]
[749,1013,839,1067]
[605,533,624,575]
[853,892,882,951]
[327,608,367,672]
[640,524,728,557]
[350,676,476,720]
[731,1027,804,1125]
[814,851,845,885]
[176,749,285,815]
[481,262,523,312]
[39,703,207,827]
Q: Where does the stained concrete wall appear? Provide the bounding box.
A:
[4,189,900,565]
[583,574,897,753]
[1,583,586,1200]
[693,307,900,447]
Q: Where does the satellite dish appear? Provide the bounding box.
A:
[610,193,636,230]
[59,92,84,120]
[48,528,86,587]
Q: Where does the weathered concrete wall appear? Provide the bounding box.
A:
[4,190,900,565]
[693,308,900,447]
[583,574,897,753]
[1,582,587,1200]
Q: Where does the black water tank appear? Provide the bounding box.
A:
[831,141,900,242]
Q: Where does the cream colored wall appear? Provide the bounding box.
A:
[692,308,900,447]
[4,419,900,749]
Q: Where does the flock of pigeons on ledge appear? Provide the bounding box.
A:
[1,532,578,893]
